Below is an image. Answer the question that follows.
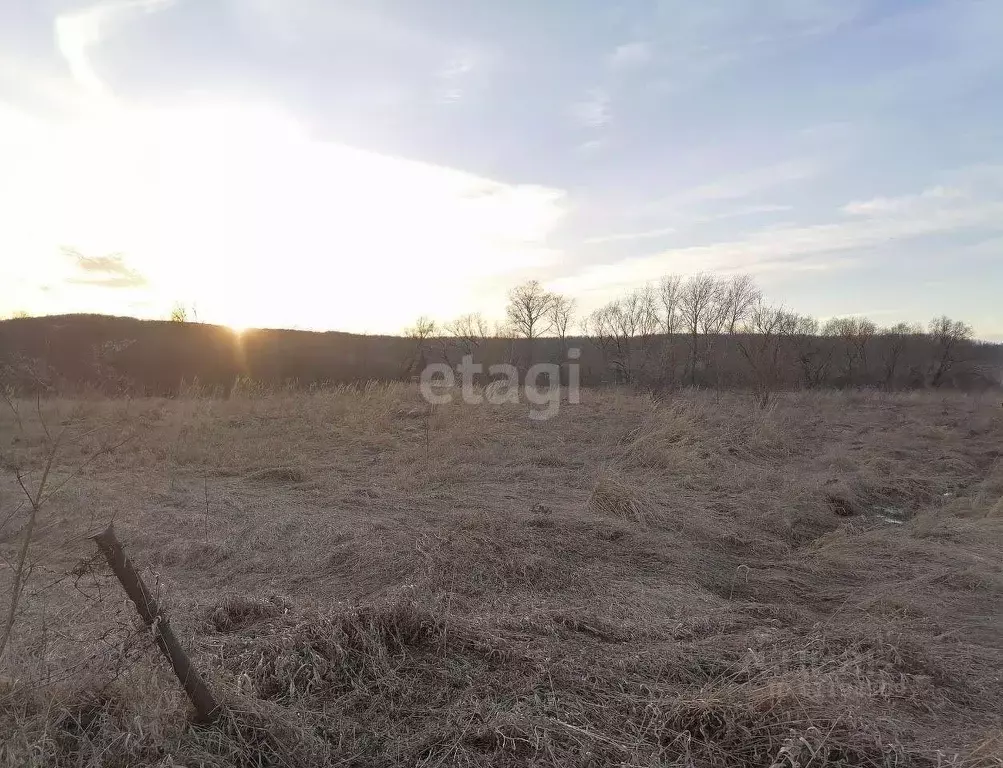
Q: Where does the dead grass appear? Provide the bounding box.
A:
[1,386,1001,766]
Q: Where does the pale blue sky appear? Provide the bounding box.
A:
[1,0,1001,337]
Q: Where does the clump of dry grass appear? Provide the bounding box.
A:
[587,464,661,525]
[1,387,1001,766]
[203,593,291,633]
[245,466,306,484]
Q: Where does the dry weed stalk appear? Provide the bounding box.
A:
[0,423,61,661]
[0,380,134,663]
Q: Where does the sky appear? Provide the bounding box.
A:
[1,0,1001,339]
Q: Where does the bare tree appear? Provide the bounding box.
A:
[403,316,438,377]
[679,274,724,386]
[880,322,922,390]
[699,289,730,337]
[736,302,797,408]
[583,306,614,380]
[506,280,556,340]
[625,283,658,331]
[584,304,626,383]
[405,316,438,340]
[548,296,576,346]
[548,296,577,384]
[491,319,518,365]
[633,284,661,381]
[444,312,490,361]
[656,275,684,388]
[445,313,489,342]
[506,280,557,368]
[928,316,973,387]
[851,317,877,385]
[168,301,200,324]
[584,288,658,385]
[657,276,683,335]
[701,281,735,389]
[791,315,833,389]
[721,274,762,334]
[823,316,877,386]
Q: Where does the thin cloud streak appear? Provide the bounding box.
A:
[582,205,793,246]
[607,41,652,70]
[638,161,819,214]
[62,247,148,288]
[842,186,964,216]
[583,227,677,245]
[55,0,174,97]
[558,191,1003,295]
[571,88,611,129]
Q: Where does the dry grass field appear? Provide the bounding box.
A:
[1,386,1001,767]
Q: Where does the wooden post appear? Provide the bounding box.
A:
[92,524,219,723]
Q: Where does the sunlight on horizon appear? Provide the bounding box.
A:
[0,101,567,332]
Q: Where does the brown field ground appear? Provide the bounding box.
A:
[1,386,1001,767]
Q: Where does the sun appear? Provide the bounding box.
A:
[214,300,257,335]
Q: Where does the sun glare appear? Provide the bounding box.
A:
[0,100,566,332]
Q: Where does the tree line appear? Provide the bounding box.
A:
[0,279,997,396]
[404,275,998,399]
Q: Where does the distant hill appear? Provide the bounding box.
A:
[0,314,413,394]
[1,313,1000,395]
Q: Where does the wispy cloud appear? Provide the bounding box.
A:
[436,56,474,103]
[842,186,964,216]
[583,226,676,245]
[576,138,608,154]
[63,247,147,288]
[712,204,794,219]
[653,1,863,58]
[674,161,818,206]
[435,47,496,104]
[55,0,174,97]
[607,41,652,71]
[630,161,817,221]
[55,5,111,96]
[583,204,795,244]
[634,1,864,93]
[571,88,611,129]
[558,184,1003,295]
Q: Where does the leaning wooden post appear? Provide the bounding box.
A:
[92,524,219,723]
